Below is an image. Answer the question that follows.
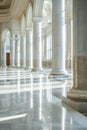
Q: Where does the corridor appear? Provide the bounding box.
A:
[0,68,86,130]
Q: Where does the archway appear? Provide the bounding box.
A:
[1,29,10,67]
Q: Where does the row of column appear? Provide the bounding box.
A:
[1,18,43,71]
[0,0,71,75]
[10,30,32,69]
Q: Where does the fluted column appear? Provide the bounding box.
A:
[26,28,32,70]
[1,40,6,67]
[20,34,26,68]
[63,0,87,113]
[32,18,43,71]
[10,35,15,67]
[51,0,67,75]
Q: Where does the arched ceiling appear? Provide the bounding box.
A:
[0,0,11,14]
[0,0,11,9]
[0,0,30,23]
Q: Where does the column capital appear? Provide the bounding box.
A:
[21,33,26,37]
[33,17,42,22]
[10,36,20,40]
[11,30,20,35]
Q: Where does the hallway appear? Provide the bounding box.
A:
[0,68,86,130]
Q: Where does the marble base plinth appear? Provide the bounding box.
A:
[20,66,26,69]
[50,69,68,78]
[1,65,7,68]
[62,96,87,113]
[25,67,32,71]
[32,68,43,73]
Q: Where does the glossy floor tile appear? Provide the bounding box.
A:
[0,68,86,130]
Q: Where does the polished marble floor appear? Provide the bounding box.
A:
[0,68,86,130]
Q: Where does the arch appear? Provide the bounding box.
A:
[1,28,11,66]
[26,3,33,28]
[20,14,26,33]
[1,28,10,41]
[33,0,44,17]
[42,0,52,28]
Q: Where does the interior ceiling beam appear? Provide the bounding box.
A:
[0,0,30,23]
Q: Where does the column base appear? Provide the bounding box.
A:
[32,68,43,73]
[20,66,26,69]
[50,69,68,77]
[1,65,7,68]
[7,67,14,70]
[62,96,87,113]
[62,89,87,113]
[9,66,16,68]
[25,67,32,71]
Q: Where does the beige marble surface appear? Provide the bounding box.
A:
[73,56,87,90]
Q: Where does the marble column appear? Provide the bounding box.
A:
[26,28,32,70]
[1,40,6,67]
[66,19,72,69]
[0,37,1,66]
[42,29,47,68]
[20,34,26,68]
[15,35,20,67]
[51,0,67,75]
[63,0,87,113]
[42,29,46,61]
[10,35,15,67]
[32,18,42,71]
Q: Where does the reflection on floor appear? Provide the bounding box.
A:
[0,68,87,130]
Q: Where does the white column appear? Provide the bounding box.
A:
[63,0,87,113]
[66,20,72,69]
[10,35,15,67]
[26,28,32,69]
[42,29,47,61]
[32,18,42,71]
[15,35,20,67]
[51,0,67,75]
[0,41,1,66]
[20,34,26,68]
[42,29,47,68]
[1,40,6,67]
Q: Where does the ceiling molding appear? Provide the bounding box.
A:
[0,0,30,23]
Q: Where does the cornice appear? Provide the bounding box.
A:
[0,0,30,23]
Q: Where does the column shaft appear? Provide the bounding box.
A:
[0,42,1,66]
[51,0,66,75]
[42,29,46,61]
[66,20,72,69]
[63,0,87,113]
[20,35,26,68]
[26,29,32,69]
[10,35,15,67]
[32,18,42,71]
[1,40,6,67]
[15,35,19,67]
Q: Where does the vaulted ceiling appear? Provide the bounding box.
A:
[0,0,30,22]
[0,0,11,14]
